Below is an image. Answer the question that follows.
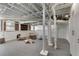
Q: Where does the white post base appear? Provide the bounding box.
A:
[48,42,53,46]
[54,45,57,49]
[54,38,57,49]
[40,50,48,56]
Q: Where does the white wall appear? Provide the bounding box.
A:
[34,24,68,39]
[4,31,27,41]
[68,3,79,56]
[57,23,68,39]
[0,23,68,41]
[0,31,34,41]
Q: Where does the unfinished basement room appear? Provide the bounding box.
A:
[0,3,79,56]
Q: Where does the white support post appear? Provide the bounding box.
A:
[2,20,4,31]
[52,7,57,49]
[28,24,30,30]
[40,3,48,56]
[19,23,21,31]
[33,25,35,31]
[48,18,53,46]
[2,20,5,39]
[66,7,73,42]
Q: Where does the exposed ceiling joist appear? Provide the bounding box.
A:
[30,4,40,12]
[0,4,25,16]
[0,3,72,22]
[0,7,7,14]
[55,3,72,10]
[19,4,34,13]
[8,3,28,15]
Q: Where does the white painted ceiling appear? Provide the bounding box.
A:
[0,3,72,23]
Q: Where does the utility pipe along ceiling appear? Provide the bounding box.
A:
[0,3,72,24]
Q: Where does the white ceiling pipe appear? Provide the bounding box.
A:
[0,18,28,21]
[19,21,37,24]
[40,3,48,56]
[0,17,23,19]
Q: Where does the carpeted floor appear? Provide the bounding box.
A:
[0,38,71,56]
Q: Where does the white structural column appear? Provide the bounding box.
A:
[66,19,71,42]
[33,25,35,31]
[42,3,46,51]
[19,22,21,31]
[48,17,53,46]
[52,7,57,49]
[2,20,4,31]
[1,20,5,39]
[28,24,30,30]
[40,3,48,56]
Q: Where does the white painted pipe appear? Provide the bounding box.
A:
[40,3,48,56]
[19,23,21,31]
[48,18,53,46]
[52,7,57,49]
[2,20,5,38]
[28,24,30,30]
[42,3,46,51]
[33,25,35,31]
[48,19,51,44]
